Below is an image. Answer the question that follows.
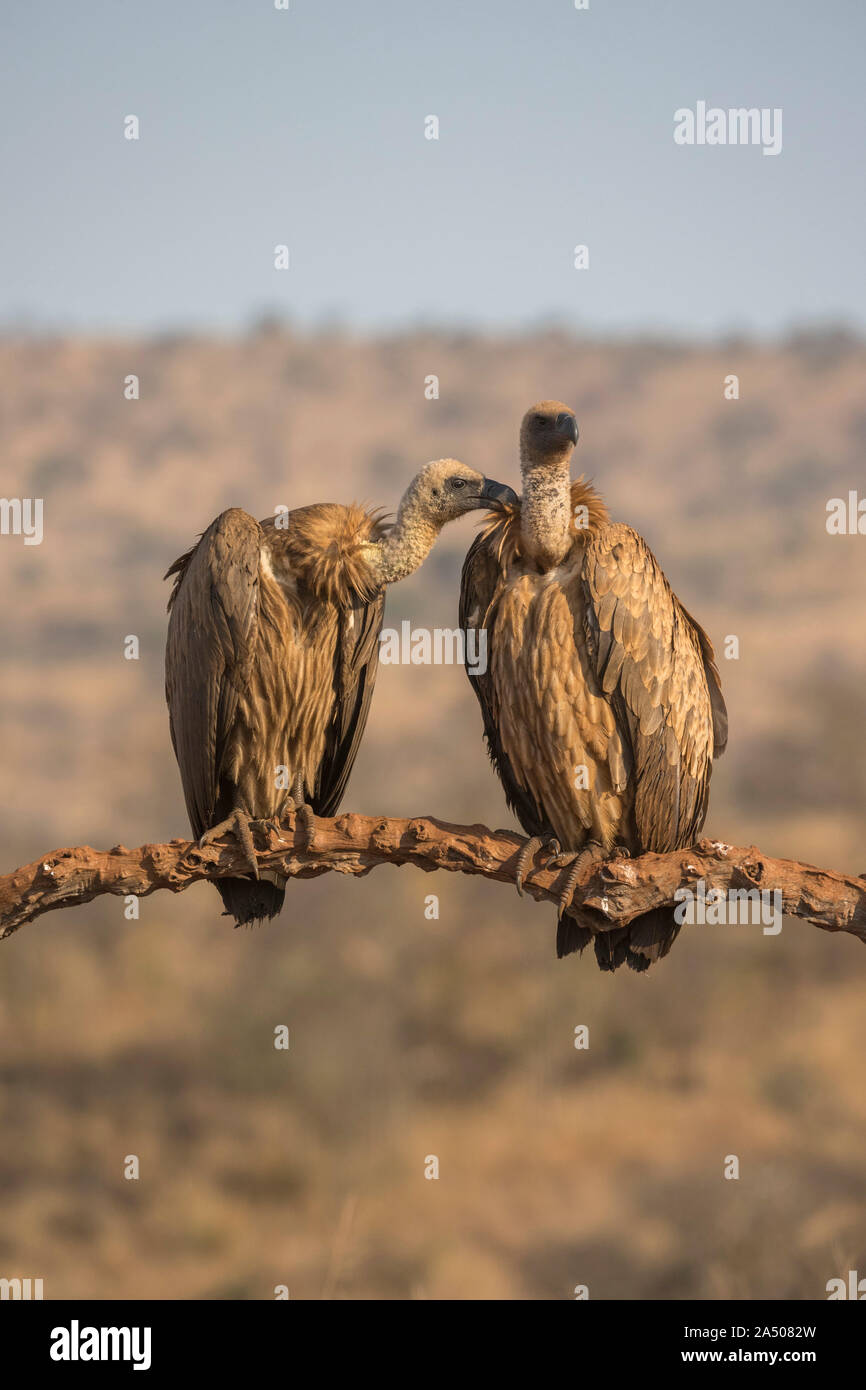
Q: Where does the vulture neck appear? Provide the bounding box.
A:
[520,454,573,568]
[363,492,442,587]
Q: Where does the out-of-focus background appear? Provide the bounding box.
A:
[2,328,866,1300]
[1,2,865,1300]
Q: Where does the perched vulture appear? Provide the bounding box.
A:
[460,401,727,972]
[166,459,516,927]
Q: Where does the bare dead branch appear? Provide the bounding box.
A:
[1,813,865,945]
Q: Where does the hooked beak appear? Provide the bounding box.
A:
[479,477,519,510]
[555,412,579,446]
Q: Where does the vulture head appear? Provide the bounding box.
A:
[408,458,518,522]
[519,400,579,470]
[362,460,517,587]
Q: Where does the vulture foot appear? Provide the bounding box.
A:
[294,803,316,850]
[550,840,606,920]
[515,833,562,897]
[286,772,316,851]
[198,809,259,880]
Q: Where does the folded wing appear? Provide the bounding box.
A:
[165,508,261,840]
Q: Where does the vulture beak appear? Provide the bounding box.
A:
[479,478,519,509]
[555,412,579,445]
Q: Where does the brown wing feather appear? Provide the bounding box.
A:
[261,502,388,816]
[314,588,386,815]
[459,523,549,837]
[678,598,728,757]
[580,522,726,852]
[164,508,261,839]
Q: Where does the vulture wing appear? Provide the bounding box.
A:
[580,522,727,852]
[165,508,261,840]
[313,588,387,816]
[459,529,549,837]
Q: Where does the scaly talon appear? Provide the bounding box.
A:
[515,833,561,897]
[285,770,316,851]
[198,808,259,880]
[552,840,606,920]
[295,802,316,851]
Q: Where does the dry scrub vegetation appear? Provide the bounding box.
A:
[0,326,864,1299]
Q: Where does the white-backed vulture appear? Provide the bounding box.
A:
[166,459,516,927]
[459,401,727,972]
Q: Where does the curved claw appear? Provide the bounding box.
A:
[552,841,605,921]
[198,808,259,880]
[515,837,540,897]
[557,860,586,922]
[284,770,316,852]
[295,803,316,852]
[515,834,561,897]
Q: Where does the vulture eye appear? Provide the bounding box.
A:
[450,477,466,489]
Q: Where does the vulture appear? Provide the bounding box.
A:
[166,459,517,927]
[459,401,727,972]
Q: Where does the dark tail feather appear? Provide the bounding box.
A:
[557,911,594,960]
[215,877,285,927]
[587,908,682,973]
[593,925,631,972]
[625,906,681,971]
[625,906,681,973]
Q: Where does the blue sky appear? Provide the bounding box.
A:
[2,0,864,336]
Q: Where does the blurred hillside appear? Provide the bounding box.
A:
[0,326,865,1299]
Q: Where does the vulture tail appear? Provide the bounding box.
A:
[556,911,594,960]
[625,907,681,972]
[216,876,285,927]
[593,925,632,972]
[559,905,682,972]
[590,908,681,973]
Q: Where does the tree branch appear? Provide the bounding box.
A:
[2,813,866,945]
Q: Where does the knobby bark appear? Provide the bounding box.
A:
[1,813,865,945]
